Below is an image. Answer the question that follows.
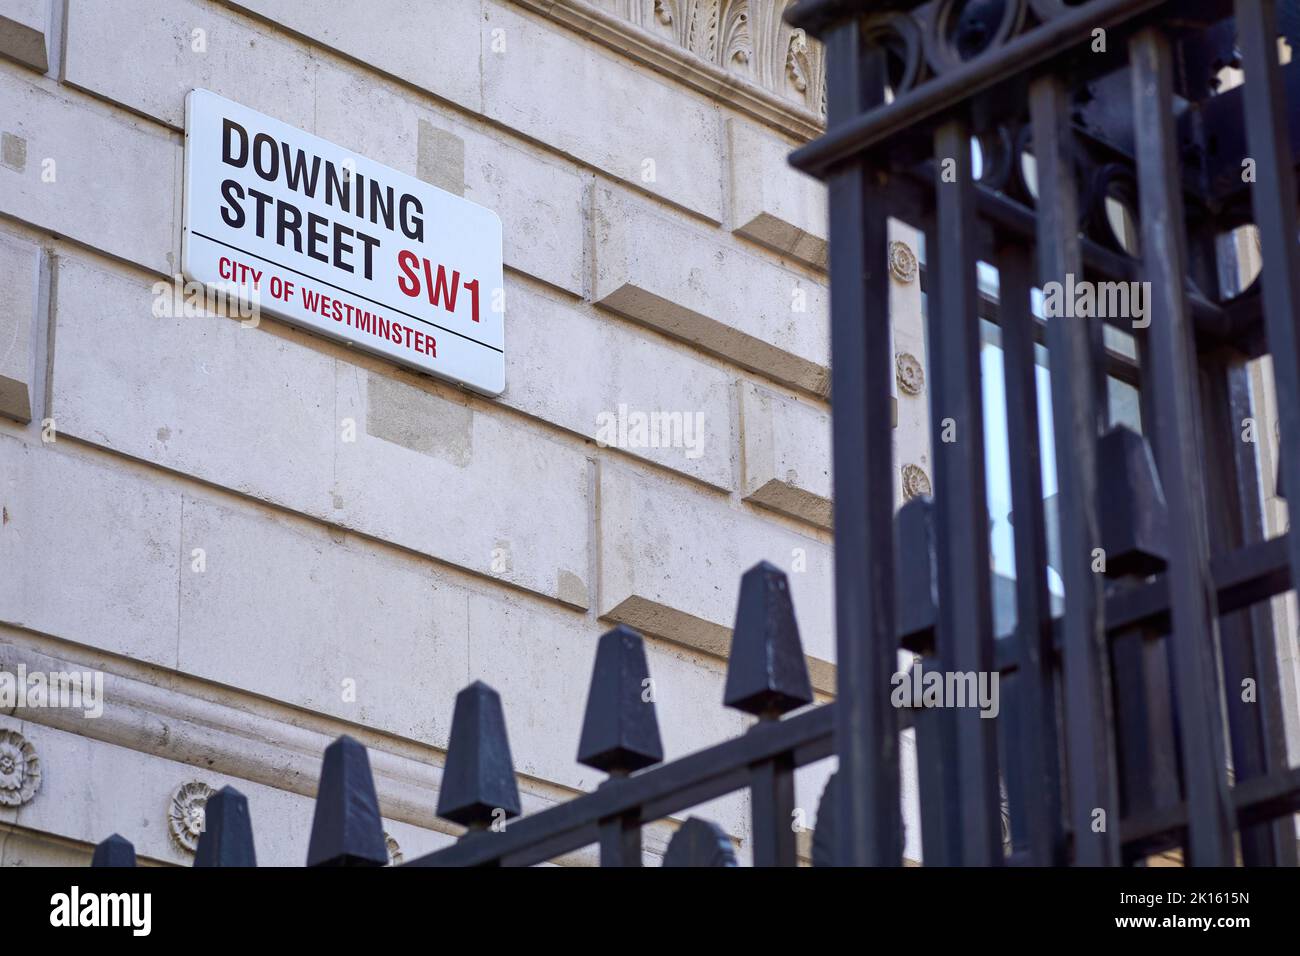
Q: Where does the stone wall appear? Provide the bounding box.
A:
[0,0,927,865]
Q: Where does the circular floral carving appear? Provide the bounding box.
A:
[0,730,41,806]
[889,240,918,283]
[385,831,403,866]
[902,463,932,500]
[169,781,215,853]
[896,352,925,395]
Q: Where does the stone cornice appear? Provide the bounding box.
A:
[513,0,826,141]
[0,639,690,864]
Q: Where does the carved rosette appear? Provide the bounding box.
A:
[169,781,215,853]
[889,240,918,283]
[385,831,403,866]
[0,730,41,807]
[902,463,932,500]
[896,352,925,395]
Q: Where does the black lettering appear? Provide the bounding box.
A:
[247,188,274,238]
[276,201,303,252]
[400,194,424,242]
[252,133,280,182]
[282,144,322,196]
[324,162,351,213]
[332,222,355,273]
[221,118,249,168]
[306,212,329,263]
[369,181,394,231]
[219,179,245,228]
[356,231,379,281]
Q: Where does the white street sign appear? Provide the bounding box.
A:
[182,89,505,395]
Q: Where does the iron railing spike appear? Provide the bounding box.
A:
[723,560,813,718]
[436,681,521,830]
[577,625,664,776]
[90,833,136,868]
[193,785,257,867]
[306,735,388,867]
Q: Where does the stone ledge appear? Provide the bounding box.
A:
[0,0,50,73]
[514,0,824,141]
[0,635,742,864]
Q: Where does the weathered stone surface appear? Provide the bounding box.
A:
[740,382,830,528]
[0,0,49,72]
[597,461,835,675]
[52,256,337,509]
[51,255,592,606]
[0,231,38,422]
[594,186,828,396]
[64,0,317,131]
[0,436,182,667]
[503,280,735,490]
[0,71,177,274]
[335,366,592,608]
[0,714,456,866]
[482,1,723,222]
[417,120,465,196]
[221,0,481,112]
[0,0,864,868]
[728,119,827,270]
[178,495,470,748]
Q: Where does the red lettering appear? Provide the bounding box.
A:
[463,277,480,322]
[397,249,420,297]
[431,265,460,312]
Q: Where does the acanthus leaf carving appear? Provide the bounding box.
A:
[597,0,825,115]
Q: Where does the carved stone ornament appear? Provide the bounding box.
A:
[385,831,403,866]
[603,0,825,114]
[889,240,919,283]
[896,351,925,395]
[0,729,41,807]
[169,781,216,853]
[902,463,932,500]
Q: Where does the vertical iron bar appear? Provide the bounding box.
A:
[1238,0,1300,506]
[1236,0,1300,865]
[1203,355,1298,865]
[931,117,1001,866]
[996,239,1065,864]
[751,755,798,866]
[598,811,642,867]
[1129,26,1236,865]
[913,656,964,865]
[1108,584,1180,858]
[823,21,902,866]
[1029,73,1121,866]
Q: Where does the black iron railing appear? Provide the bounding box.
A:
[91,563,845,868]
[787,0,1300,866]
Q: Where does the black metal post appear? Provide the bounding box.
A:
[1130,26,1236,866]
[1029,72,1121,866]
[823,18,902,867]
